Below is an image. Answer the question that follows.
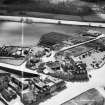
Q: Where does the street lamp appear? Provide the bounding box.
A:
[21,17,24,98]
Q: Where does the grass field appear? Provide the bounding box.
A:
[0,58,25,66]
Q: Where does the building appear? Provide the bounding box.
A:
[38,32,70,49]
[0,73,11,91]
[61,88,104,105]
[21,90,37,105]
[46,61,61,70]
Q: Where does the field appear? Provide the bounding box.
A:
[1,21,105,47]
[0,58,25,66]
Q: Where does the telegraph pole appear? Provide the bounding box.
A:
[21,18,24,47]
[21,17,24,99]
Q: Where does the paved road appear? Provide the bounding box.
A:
[0,15,105,28]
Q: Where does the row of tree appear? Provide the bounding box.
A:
[2,0,94,17]
[81,0,105,2]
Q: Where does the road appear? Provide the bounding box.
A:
[0,15,105,28]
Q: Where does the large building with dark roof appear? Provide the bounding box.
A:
[38,32,70,48]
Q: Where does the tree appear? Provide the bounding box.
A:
[3,0,31,4]
[77,5,94,21]
[81,0,105,2]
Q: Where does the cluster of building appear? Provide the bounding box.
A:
[0,73,17,105]
[0,45,30,58]
[45,58,89,82]
[0,73,66,105]
[25,46,89,82]
[21,75,66,105]
[24,31,105,82]
[79,49,105,70]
